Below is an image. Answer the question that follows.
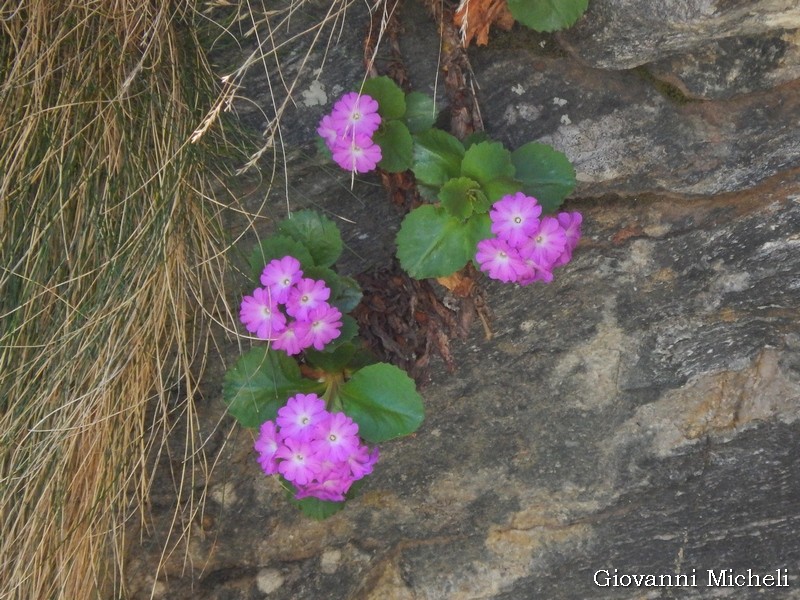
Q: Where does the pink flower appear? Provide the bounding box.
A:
[301,304,343,351]
[553,211,583,267]
[559,211,582,250]
[253,405,380,504]
[295,472,352,502]
[312,412,360,462]
[519,216,567,269]
[330,92,381,138]
[317,114,340,150]
[239,287,287,340]
[332,134,382,174]
[518,259,554,285]
[276,437,320,486]
[475,238,528,283]
[490,192,542,248]
[260,256,303,304]
[347,445,380,480]
[254,420,281,475]
[276,393,328,442]
[272,321,305,355]
[286,278,331,321]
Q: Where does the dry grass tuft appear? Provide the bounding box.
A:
[0,1,240,598]
[0,0,398,596]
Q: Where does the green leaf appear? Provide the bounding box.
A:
[347,346,379,370]
[278,210,343,268]
[403,91,436,133]
[330,275,363,313]
[463,131,490,149]
[470,188,493,214]
[323,314,359,351]
[222,348,321,428]
[316,135,333,161]
[507,0,588,32]
[304,342,357,372]
[411,129,465,188]
[481,176,522,203]
[294,497,346,519]
[361,76,406,120]
[396,205,490,279]
[338,363,424,443]
[439,177,482,220]
[460,141,515,188]
[248,235,314,282]
[511,142,576,213]
[302,264,338,287]
[283,480,347,519]
[373,120,413,173]
[416,183,440,201]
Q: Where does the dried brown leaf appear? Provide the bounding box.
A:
[454,0,515,47]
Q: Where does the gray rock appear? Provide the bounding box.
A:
[125,3,800,599]
[469,48,800,196]
[647,30,800,99]
[558,0,800,70]
[126,162,800,600]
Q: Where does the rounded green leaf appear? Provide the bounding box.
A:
[338,363,424,443]
[278,210,343,268]
[411,129,465,188]
[481,176,522,203]
[439,177,482,220]
[403,91,436,133]
[507,0,588,32]
[460,141,515,188]
[222,348,322,428]
[304,342,357,372]
[396,205,490,279]
[324,314,359,351]
[373,120,413,173]
[249,235,314,282]
[283,479,347,519]
[463,131,490,149]
[511,142,576,213]
[361,76,406,120]
[330,275,363,313]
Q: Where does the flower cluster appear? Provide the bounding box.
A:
[475,192,582,284]
[317,92,382,173]
[254,393,380,502]
[240,255,343,355]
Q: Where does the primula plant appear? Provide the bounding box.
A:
[318,76,581,282]
[227,9,588,519]
[223,210,424,518]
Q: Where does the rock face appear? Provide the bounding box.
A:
[469,50,800,196]
[125,1,800,598]
[647,30,800,99]
[559,0,800,70]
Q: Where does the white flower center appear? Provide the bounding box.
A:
[514,216,522,224]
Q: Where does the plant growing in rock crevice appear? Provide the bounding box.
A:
[320,77,580,282]
[224,2,587,519]
[223,210,424,518]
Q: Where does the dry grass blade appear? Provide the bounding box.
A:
[0,1,241,598]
